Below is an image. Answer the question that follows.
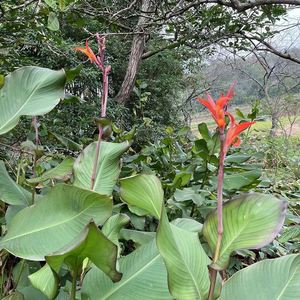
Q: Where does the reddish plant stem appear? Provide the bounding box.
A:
[90,34,111,190]
[207,128,226,300]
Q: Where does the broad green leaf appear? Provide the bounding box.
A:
[0,67,65,135]
[102,214,130,246]
[0,161,32,206]
[120,229,156,246]
[47,12,60,31]
[28,264,59,300]
[120,174,163,219]
[219,254,300,300]
[18,287,47,300]
[27,158,74,183]
[203,193,287,269]
[157,208,212,300]
[46,222,121,282]
[73,141,130,195]
[81,240,172,300]
[0,184,112,260]
[221,170,261,190]
[5,205,26,227]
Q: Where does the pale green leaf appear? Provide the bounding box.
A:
[0,67,65,135]
[81,240,172,300]
[28,264,59,300]
[120,174,163,219]
[220,254,300,300]
[73,141,130,195]
[0,184,112,260]
[157,208,212,300]
[102,214,130,246]
[203,193,287,269]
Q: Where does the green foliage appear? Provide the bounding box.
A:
[0,67,65,135]
[219,254,300,300]
[203,193,287,269]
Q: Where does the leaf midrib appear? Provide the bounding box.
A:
[1,201,99,243]
[275,264,298,300]
[100,253,161,299]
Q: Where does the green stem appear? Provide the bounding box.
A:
[70,269,78,300]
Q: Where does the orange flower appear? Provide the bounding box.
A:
[75,40,97,64]
[197,84,235,129]
[224,113,255,153]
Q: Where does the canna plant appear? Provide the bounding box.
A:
[0,33,299,300]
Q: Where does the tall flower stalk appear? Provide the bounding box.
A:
[197,85,255,300]
[76,34,111,190]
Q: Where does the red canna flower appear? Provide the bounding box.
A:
[197,84,235,129]
[75,40,97,64]
[224,113,255,153]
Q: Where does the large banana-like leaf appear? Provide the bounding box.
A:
[120,174,163,219]
[219,254,300,300]
[0,66,65,135]
[120,174,214,299]
[157,208,212,300]
[203,193,287,270]
[81,240,172,300]
[0,161,32,206]
[46,222,121,282]
[28,264,59,300]
[0,184,112,260]
[73,141,130,195]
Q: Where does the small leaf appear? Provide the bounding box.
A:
[219,254,300,300]
[102,214,130,246]
[64,65,82,84]
[120,174,163,219]
[47,12,60,31]
[46,222,122,282]
[203,193,287,270]
[235,108,245,119]
[0,74,5,89]
[27,157,74,183]
[28,264,59,300]
[198,123,211,141]
[120,229,156,246]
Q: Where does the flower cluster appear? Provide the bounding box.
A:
[197,85,255,152]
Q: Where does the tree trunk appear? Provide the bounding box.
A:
[115,0,152,104]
